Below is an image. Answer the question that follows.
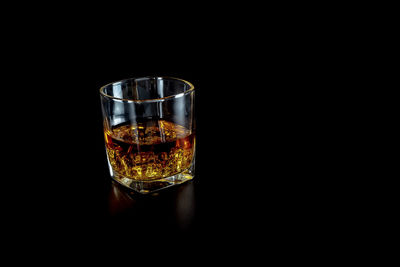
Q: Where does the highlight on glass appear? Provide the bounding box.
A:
[100,77,196,194]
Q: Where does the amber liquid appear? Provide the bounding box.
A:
[104,120,195,181]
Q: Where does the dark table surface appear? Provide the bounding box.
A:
[3,46,328,261]
[0,12,359,263]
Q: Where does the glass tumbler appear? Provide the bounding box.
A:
[100,77,195,194]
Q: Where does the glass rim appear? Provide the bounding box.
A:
[99,76,195,103]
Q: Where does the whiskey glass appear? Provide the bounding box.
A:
[100,77,195,194]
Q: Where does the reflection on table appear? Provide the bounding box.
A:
[108,180,196,231]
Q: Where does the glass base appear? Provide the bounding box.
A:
[110,163,195,194]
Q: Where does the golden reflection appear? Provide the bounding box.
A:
[108,180,196,229]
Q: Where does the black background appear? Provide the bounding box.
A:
[1,12,332,261]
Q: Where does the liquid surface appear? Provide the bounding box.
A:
[104,120,195,181]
